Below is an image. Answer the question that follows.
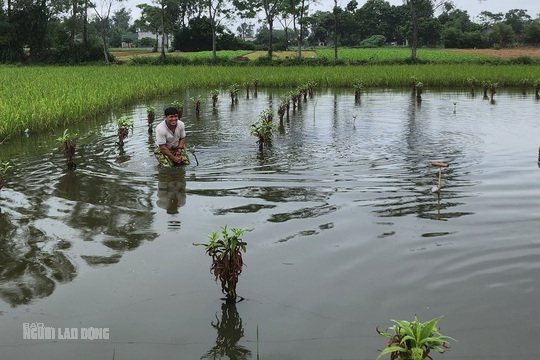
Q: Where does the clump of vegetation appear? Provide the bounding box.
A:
[277,97,288,122]
[56,129,78,170]
[535,79,540,98]
[0,160,13,192]
[229,83,240,104]
[0,160,13,213]
[190,95,204,117]
[252,79,259,97]
[306,80,317,98]
[116,116,134,147]
[211,89,219,108]
[146,105,156,133]
[250,109,277,150]
[171,100,184,118]
[194,226,250,301]
[466,77,477,95]
[376,315,455,360]
[415,81,424,100]
[353,79,364,102]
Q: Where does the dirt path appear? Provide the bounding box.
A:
[446,47,540,59]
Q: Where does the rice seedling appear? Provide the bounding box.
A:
[194,226,250,301]
[376,315,455,360]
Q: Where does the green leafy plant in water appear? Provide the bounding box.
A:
[56,129,78,170]
[116,116,134,147]
[250,108,277,150]
[376,315,455,360]
[146,105,156,126]
[194,226,250,301]
[466,77,477,90]
[211,89,219,107]
[0,160,13,191]
[229,83,240,104]
[415,81,424,98]
[171,100,184,117]
[190,95,204,116]
[353,79,364,101]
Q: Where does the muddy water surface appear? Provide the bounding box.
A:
[1,88,539,360]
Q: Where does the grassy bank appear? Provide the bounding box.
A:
[0,64,539,139]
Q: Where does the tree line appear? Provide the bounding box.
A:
[1,0,539,64]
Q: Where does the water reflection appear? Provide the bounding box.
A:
[0,211,76,306]
[156,169,187,214]
[202,301,251,360]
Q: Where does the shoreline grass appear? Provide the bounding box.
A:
[0,63,539,139]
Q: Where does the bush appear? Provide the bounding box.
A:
[360,35,386,47]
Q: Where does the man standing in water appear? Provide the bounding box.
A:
[154,107,190,167]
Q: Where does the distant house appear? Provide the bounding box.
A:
[121,29,173,49]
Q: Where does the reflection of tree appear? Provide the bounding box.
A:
[202,301,252,360]
[0,212,76,307]
[55,171,159,263]
[156,169,187,214]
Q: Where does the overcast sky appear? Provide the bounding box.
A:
[124,0,540,27]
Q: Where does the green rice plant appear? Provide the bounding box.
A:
[179,50,251,61]
[194,226,250,301]
[1,64,539,139]
[116,115,134,147]
[56,129,78,170]
[376,315,455,360]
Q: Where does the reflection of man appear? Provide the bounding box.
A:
[156,171,187,214]
[154,107,190,167]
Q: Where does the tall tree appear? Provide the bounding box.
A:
[233,0,286,58]
[135,4,161,51]
[93,0,125,64]
[207,0,232,60]
[403,0,449,60]
[295,0,313,59]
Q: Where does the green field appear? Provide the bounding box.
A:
[1,49,539,139]
[315,47,498,63]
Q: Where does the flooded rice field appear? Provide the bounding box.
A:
[1,87,539,360]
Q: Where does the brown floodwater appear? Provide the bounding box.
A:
[1,88,539,359]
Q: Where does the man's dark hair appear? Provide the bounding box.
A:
[164,107,179,116]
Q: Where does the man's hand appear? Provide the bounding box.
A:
[172,149,183,163]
